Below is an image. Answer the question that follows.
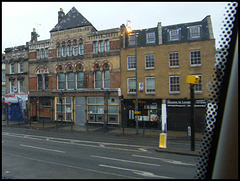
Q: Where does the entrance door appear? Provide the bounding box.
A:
[75,97,85,126]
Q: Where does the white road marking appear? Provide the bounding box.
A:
[138,148,148,152]
[99,164,173,178]
[3,132,152,152]
[132,154,195,166]
[91,155,160,167]
[2,152,136,179]
[2,132,154,149]
[20,144,66,153]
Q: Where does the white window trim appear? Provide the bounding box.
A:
[57,73,65,90]
[169,29,180,41]
[190,50,202,67]
[57,47,61,57]
[66,72,74,90]
[18,62,23,73]
[10,80,14,93]
[145,77,155,94]
[127,56,136,70]
[94,71,102,89]
[10,64,14,74]
[76,72,84,90]
[145,54,155,69]
[103,70,110,89]
[146,32,156,44]
[129,35,136,46]
[169,52,179,68]
[127,78,136,94]
[189,25,201,39]
[18,80,23,93]
[169,76,180,94]
[73,45,78,56]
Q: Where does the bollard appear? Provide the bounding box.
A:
[159,133,167,148]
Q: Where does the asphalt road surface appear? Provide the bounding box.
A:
[2,126,199,179]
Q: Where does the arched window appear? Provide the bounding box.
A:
[73,39,78,56]
[79,39,84,55]
[57,42,61,57]
[103,63,110,88]
[66,64,74,90]
[67,40,72,56]
[62,42,66,57]
[57,65,65,90]
[94,64,101,89]
[76,64,84,89]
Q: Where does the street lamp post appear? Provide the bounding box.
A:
[127,26,139,135]
[134,32,139,135]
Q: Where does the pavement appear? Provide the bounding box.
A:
[2,120,203,157]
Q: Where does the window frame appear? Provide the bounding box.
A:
[57,73,66,90]
[67,45,73,56]
[18,80,24,93]
[127,78,136,94]
[94,70,102,89]
[145,54,155,69]
[127,56,136,70]
[169,52,179,68]
[104,70,110,89]
[146,32,156,44]
[93,41,98,53]
[76,71,84,89]
[57,46,61,57]
[145,77,155,94]
[10,64,14,74]
[18,62,23,73]
[105,40,110,52]
[37,74,43,90]
[79,44,84,55]
[190,50,201,67]
[169,29,180,41]
[62,46,67,57]
[129,35,136,46]
[189,25,201,39]
[66,72,74,90]
[169,75,180,94]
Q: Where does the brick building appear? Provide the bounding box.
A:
[121,16,216,132]
[28,7,123,126]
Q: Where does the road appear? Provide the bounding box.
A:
[2,126,199,179]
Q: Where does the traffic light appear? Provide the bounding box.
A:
[186,75,200,84]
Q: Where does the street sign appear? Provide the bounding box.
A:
[134,111,141,114]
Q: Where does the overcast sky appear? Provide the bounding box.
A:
[2,2,228,53]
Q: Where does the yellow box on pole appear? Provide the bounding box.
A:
[159,133,167,148]
[186,75,200,84]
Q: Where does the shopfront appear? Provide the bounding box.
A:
[166,99,207,132]
[123,99,162,128]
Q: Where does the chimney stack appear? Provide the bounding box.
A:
[58,8,65,23]
[30,28,37,43]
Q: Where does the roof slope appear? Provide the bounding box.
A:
[50,6,96,33]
